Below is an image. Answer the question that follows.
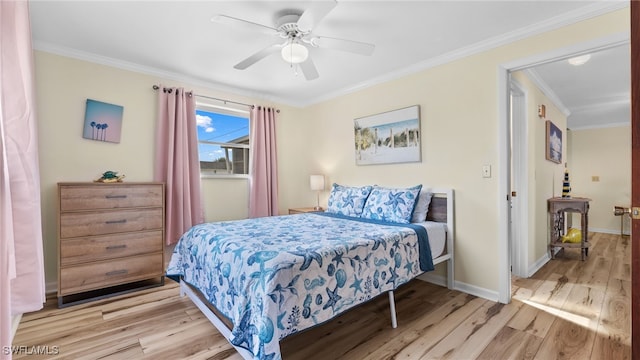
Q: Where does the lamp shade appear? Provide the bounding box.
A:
[282,43,309,64]
[310,175,325,191]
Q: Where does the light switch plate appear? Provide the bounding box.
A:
[482,165,491,178]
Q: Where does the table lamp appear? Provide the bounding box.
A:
[310,175,325,211]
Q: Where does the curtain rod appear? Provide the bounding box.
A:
[152,85,280,113]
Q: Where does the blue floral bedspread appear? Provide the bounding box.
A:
[166,212,433,360]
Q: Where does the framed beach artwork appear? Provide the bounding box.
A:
[354,105,421,165]
[82,99,124,143]
[545,120,562,164]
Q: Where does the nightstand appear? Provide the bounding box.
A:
[289,207,322,214]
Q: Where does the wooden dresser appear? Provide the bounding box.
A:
[57,182,165,307]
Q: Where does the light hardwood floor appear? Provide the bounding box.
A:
[13,232,630,359]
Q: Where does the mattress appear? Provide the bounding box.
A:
[416,221,447,258]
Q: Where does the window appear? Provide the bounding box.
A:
[196,103,250,176]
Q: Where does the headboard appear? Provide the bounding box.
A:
[426,188,452,224]
[423,187,454,289]
[426,196,447,223]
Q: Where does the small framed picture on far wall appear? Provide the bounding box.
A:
[545,120,562,164]
[82,99,123,143]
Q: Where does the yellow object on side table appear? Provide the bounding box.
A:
[561,228,582,243]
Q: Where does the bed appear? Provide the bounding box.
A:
[167,186,454,360]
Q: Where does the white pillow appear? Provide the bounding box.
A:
[411,188,433,223]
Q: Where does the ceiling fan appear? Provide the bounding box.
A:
[211,0,375,80]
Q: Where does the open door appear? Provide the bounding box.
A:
[631,2,639,358]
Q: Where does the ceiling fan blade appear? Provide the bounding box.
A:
[312,36,375,56]
[212,14,278,36]
[296,0,338,33]
[299,57,319,81]
[234,43,283,70]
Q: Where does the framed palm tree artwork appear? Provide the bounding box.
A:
[82,99,123,143]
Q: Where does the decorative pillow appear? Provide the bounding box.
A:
[326,184,373,217]
[411,188,433,223]
[361,185,422,224]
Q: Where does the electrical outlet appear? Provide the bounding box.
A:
[482,165,491,178]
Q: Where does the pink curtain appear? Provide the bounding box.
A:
[1,2,46,357]
[249,106,279,217]
[153,87,204,245]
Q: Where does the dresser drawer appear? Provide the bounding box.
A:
[60,184,163,211]
[60,230,163,266]
[59,253,163,295]
[60,208,163,238]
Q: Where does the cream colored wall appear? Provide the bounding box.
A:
[569,126,631,234]
[301,60,500,285]
[34,51,295,289]
[511,71,568,268]
[278,8,629,294]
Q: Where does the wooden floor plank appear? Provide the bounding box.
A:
[529,272,575,310]
[12,232,630,360]
[476,326,543,360]
[359,293,484,359]
[139,318,230,358]
[506,300,557,339]
[591,278,631,359]
[420,300,522,359]
[533,316,596,360]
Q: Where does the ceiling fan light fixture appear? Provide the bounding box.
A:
[281,43,308,64]
[567,54,591,66]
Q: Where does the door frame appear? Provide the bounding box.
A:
[509,78,529,278]
[497,32,629,303]
[630,2,638,358]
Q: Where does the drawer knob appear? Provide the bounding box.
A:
[105,219,127,225]
[106,244,127,250]
[105,269,128,276]
[105,195,127,199]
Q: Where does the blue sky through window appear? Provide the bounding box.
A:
[196,109,249,162]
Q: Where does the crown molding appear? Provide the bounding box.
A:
[33,1,629,109]
[570,95,630,113]
[302,1,629,107]
[568,121,630,131]
[523,68,572,117]
[32,41,298,108]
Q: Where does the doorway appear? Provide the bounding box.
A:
[498,32,630,304]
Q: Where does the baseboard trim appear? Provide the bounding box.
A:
[454,280,499,302]
[417,272,447,287]
[589,227,630,236]
[11,313,22,341]
[418,272,498,302]
[46,281,57,295]
[529,252,552,277]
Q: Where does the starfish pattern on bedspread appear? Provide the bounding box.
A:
[166,212,433,360]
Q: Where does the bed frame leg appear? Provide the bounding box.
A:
[179,279,185,297]
[388,291,397,328]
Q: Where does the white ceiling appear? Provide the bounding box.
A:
[29,1,629,128]
[525,44,630,129]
